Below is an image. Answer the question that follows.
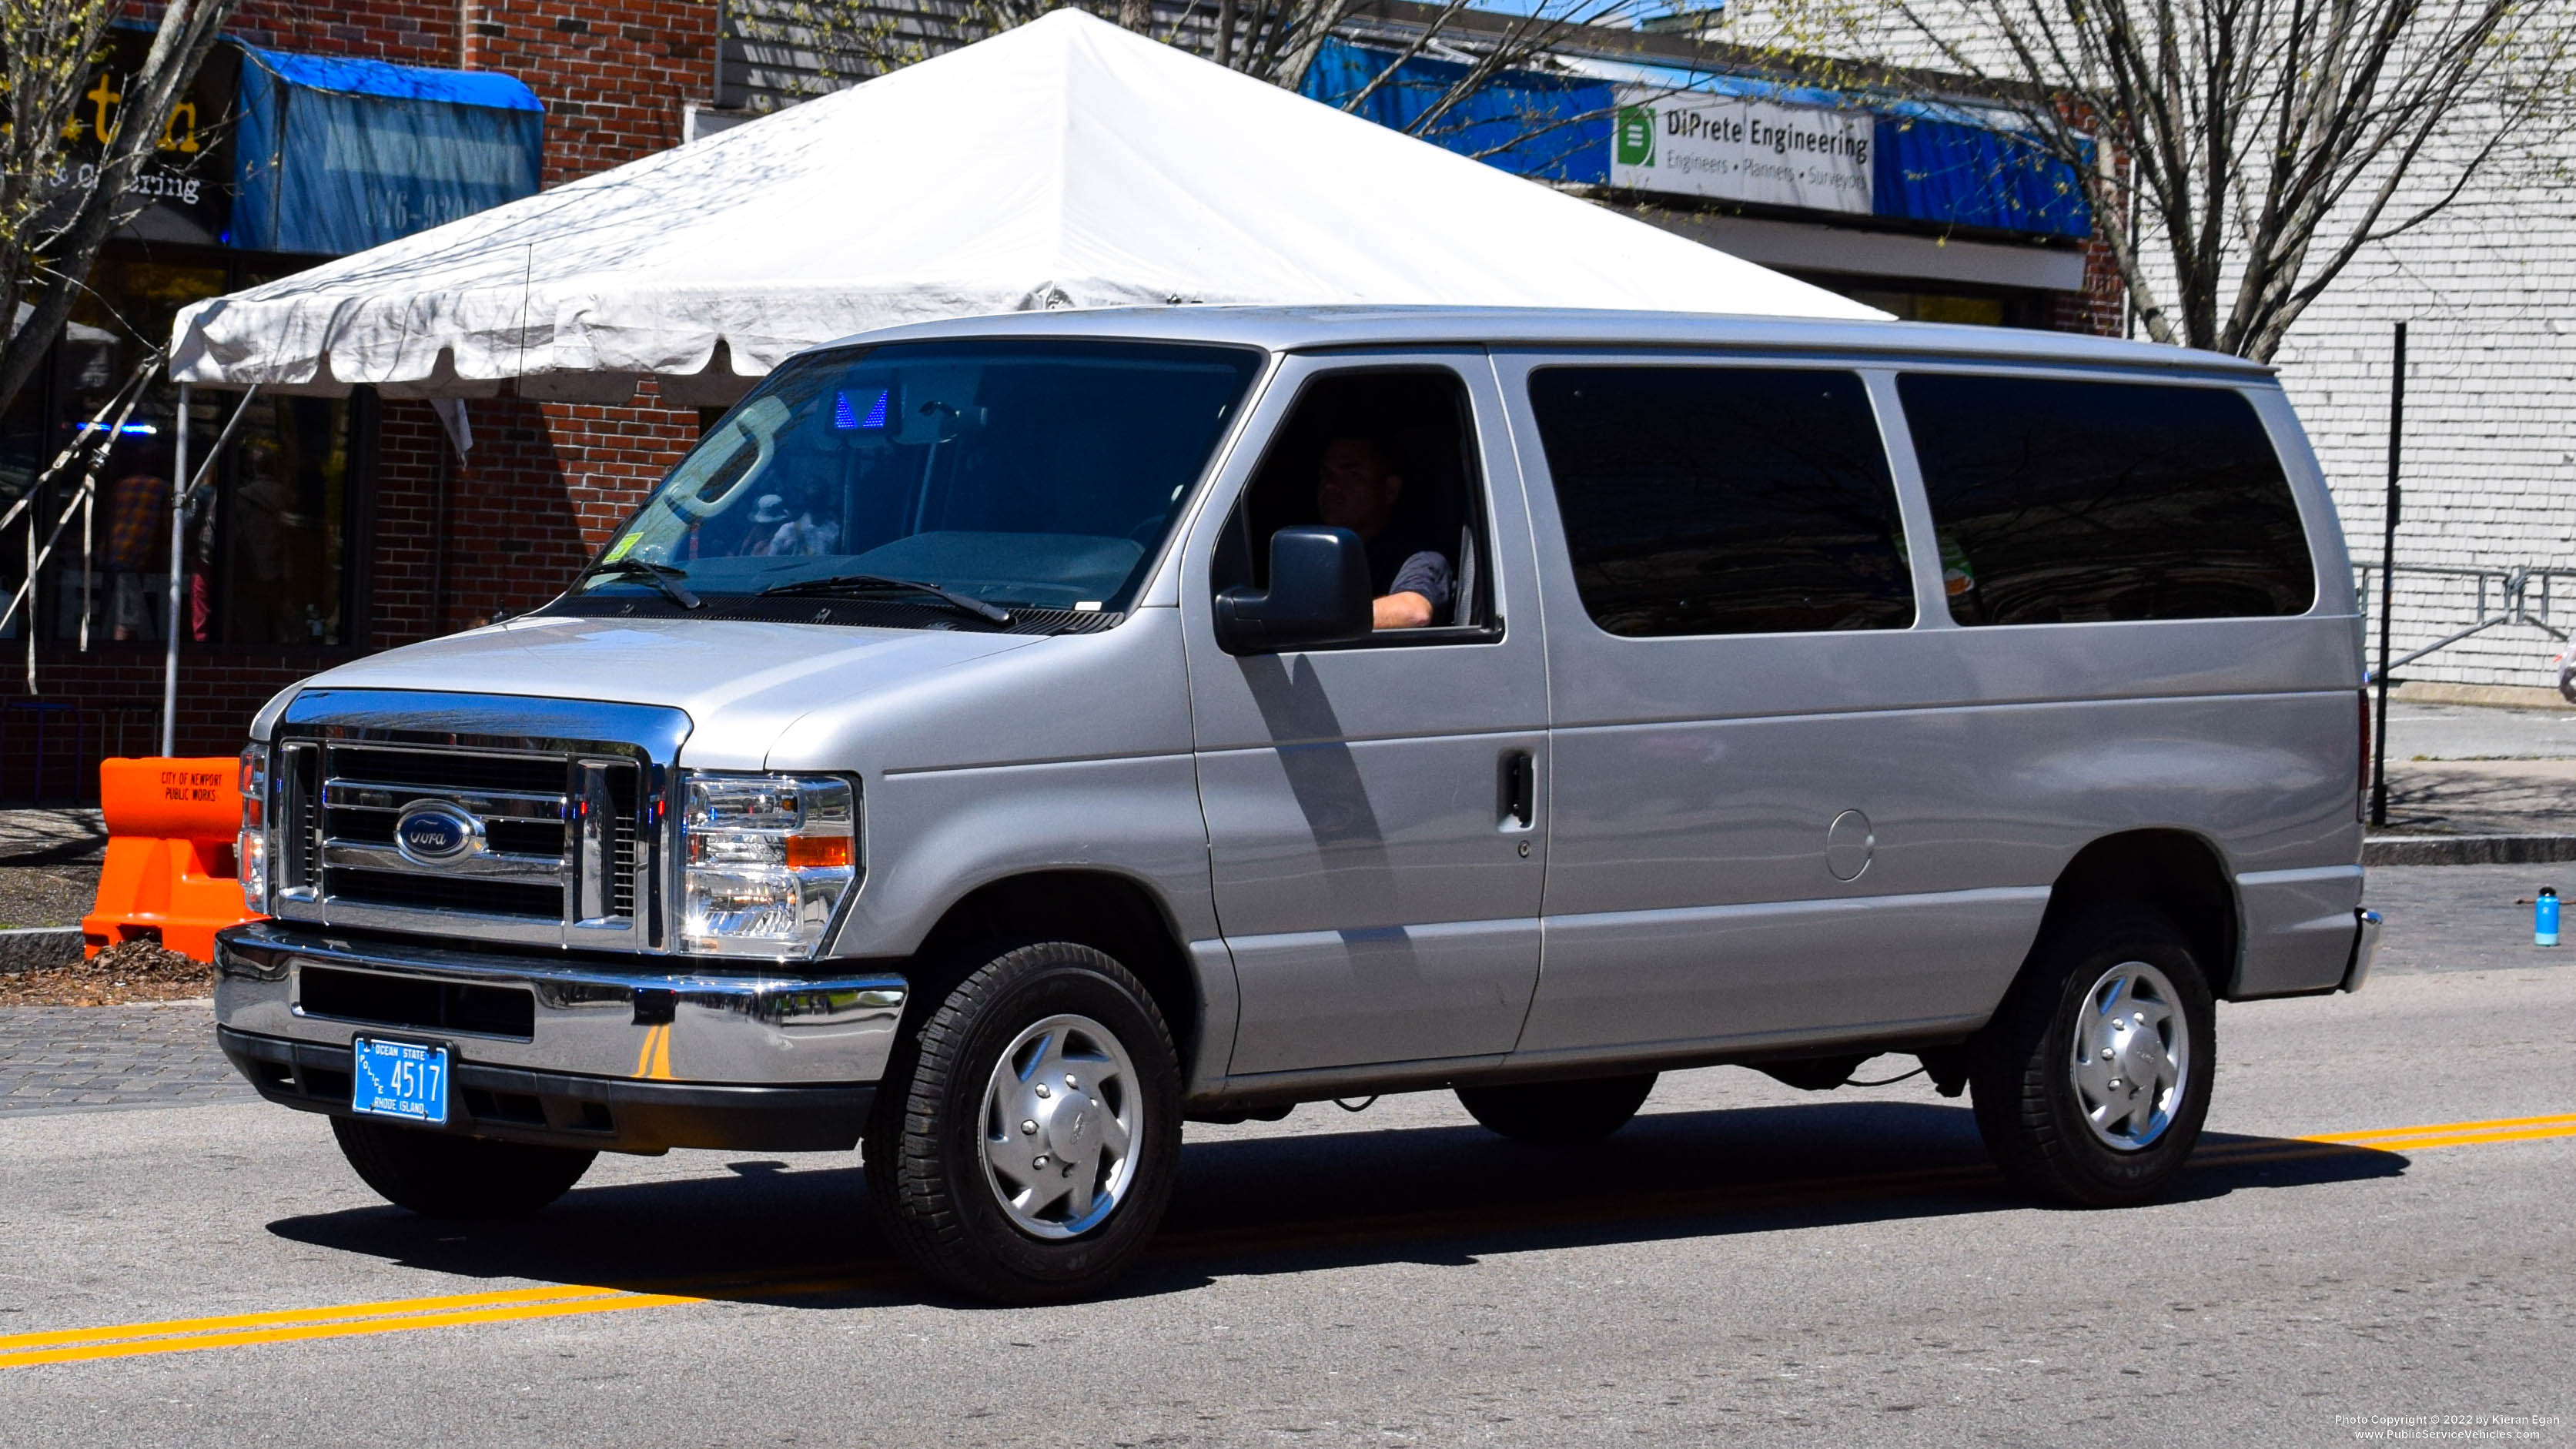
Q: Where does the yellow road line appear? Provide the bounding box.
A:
[2314,1123,2576,1153]
[0,1291,703,1370]
[5,1107,2570,1371]
[0,1283,617,1353]
[2307,1111,2576,1145]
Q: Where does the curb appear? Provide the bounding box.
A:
[0,926,83,975]
[2366,835,2576,866]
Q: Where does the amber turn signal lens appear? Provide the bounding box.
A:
[784,835,853,869]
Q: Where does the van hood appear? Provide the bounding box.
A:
[283,614,1043,768]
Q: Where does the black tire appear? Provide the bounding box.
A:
[1970,906,2216,1207]
[1456,1073,1658,1145]
[865,942,1183,1304]
[330,1117,594,1219]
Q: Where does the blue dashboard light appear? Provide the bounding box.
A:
[834,389,891,430]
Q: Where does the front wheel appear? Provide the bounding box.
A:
[1970,908,2216,1207]
[1456,1073,1658,1145]
[865,942,1183,1304]
[330,1117,594,1219]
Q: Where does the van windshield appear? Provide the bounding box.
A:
[582,339,1263,620]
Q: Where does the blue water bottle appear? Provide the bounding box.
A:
[2538,888,2560,947]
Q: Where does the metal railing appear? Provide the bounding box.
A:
[2353,562,2576,678]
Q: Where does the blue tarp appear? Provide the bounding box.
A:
[1304,38,2090,239]
[1304,39,1608,184]
[1872,113,2089,239]
[230,46,543,255]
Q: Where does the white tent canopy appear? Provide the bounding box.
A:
[169,9,1880,404]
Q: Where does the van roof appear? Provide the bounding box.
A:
[821,306,2275,382]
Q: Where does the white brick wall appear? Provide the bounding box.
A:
[2249,129,2576,692]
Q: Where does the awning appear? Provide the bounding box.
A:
[230,45,544,256]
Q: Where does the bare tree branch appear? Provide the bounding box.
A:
[1,0,241,413]
[1754,0,2574,358]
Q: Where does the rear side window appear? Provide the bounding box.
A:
[1899,373,2314,625]
[1527,367,1915,637]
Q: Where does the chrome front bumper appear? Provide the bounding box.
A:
[2343,908,2384,992]
[214,920,908,1089]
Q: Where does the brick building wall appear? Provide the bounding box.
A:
[226,0,460,66]
[462,1,716,186]
[2049,230,2125,336]
[421,382,705,641]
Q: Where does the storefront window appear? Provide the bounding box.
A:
[9,253,363,648]
[212,394,355,645]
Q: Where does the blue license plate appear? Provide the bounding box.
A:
[350,1037,450,1126]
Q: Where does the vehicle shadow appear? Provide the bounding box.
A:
[263,1100,2406,1308]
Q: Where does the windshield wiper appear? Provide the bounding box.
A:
[759,573,1012,624]
[577,557,701,609]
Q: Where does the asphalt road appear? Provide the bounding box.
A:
[2,867,2571,1448]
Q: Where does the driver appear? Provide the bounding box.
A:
[1313,436,1451,630]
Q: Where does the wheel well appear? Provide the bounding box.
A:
[2033,830,2241,996]
[904,871,1201,1062]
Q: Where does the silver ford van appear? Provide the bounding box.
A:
[216,306,2380,1303]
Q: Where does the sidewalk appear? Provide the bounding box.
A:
[0,808,104,948]
[2372,701,2576,860]
[0,806,105,868]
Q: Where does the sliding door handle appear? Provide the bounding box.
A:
[1499,750,1534,829]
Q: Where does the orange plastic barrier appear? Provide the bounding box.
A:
[82,757,264,962]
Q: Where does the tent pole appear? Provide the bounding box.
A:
[162,383,188,757]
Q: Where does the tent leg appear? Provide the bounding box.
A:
[162,383,188,757]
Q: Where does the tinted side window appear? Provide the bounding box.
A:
[1899,373,2315,625]
[1528,367,1914,637]
[1216,370,1494,637]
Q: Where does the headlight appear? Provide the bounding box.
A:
[680,772,858,957]
[238,742,268,912]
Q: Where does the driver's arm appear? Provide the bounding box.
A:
[1374,550,1453,631]
[1373,591,1434,630]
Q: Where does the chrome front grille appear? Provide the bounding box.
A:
[266,690,689,952]
[323,747,580,918]
[287,744,641,924]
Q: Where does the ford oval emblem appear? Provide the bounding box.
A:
[393,801,482,867]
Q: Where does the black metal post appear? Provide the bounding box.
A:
[2370,322,2406,828]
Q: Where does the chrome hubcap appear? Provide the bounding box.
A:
[979,1013,1140,1240]
[2069,960,2190,1151]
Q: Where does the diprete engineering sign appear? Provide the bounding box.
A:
[1609,87,1872,215]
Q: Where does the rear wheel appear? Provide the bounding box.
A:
[330,1117,594,1219]
[1456,1073,1658,1145]
[1970,908,2215,1206]
[865,942,1183,1304]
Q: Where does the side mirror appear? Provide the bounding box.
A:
[1214,525,1373,654]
